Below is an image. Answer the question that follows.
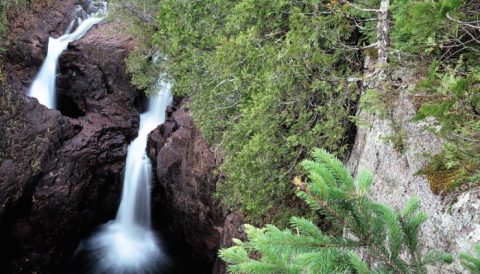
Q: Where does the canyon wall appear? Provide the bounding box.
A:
[347,67,480,273]
[0,2,242,273]
[0,1,141,272]
[147,107,244,273]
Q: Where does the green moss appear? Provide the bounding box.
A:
[423,166,463,195]
[420,156,479,195]
[0,0,28,51]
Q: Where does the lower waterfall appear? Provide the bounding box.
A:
[82,81,173,274]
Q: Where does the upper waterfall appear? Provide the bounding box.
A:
[28,2,107,109]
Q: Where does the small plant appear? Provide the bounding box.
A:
[415,63,480,192]
[220,149,453,273]
[460,245,480,274]
[360,86,407,153]
[0,0,28,51]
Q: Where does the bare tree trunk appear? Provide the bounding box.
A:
[376,0,390,81]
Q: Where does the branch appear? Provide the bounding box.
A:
[337,41,379,50]
[460,26,480,44]
[112,3,158,25]
[446,13,480,30]
[375,0,391,81]
[342,1,380,13]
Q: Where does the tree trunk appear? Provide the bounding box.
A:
[376,0,390,81]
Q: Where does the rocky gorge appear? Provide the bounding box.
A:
[0,0,241,273]
[0,1,479,274]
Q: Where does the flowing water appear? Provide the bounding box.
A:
[29,2,174,272]
[83,81,173,274]
[28,3,107,109]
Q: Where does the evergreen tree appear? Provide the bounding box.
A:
[461,245,480,274]
[219,149,453,273]
[153,0,360,223]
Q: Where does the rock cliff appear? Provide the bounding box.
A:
[147,107,244,273]
[347,67,480,273]
[0,1,242,273]
[0,0,141,272]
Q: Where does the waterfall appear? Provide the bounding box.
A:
[84,81,173,274]
[116,83,172,228]
[28,3,107,109]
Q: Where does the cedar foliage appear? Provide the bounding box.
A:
[414,63,480,190]
[153,0,361,222]
[219,149,454,273]
[113,0,480,220]
[391,0,480,190]
[108,0,160,94]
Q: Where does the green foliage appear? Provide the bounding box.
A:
[390,0,480,190]
[415,62,480,191]
[461,245,480,274]
[220,149,453,273]
[114,0,479,223]
[391,0,464,55]
[0,0,27,52]
[125,48,158,94]
[153,0,360,222]
[108,0,161,94]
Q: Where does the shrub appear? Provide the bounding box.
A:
[220,149,453,273]
[415,63,480,192]
[153,0,360,222]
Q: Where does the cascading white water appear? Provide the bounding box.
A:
[84,81,173,274]
[28,3,107,109]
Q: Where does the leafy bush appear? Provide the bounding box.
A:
[108,0,161,95]
[391,0,479,191]
[220,149,453,273]
[391,0,465,55]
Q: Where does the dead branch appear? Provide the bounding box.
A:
[446,12,480,30]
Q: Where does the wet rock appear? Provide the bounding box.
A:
[212,211,246,274]
[78,0,100,14]
[147,108,244,273]
[1,1,244,273]
[147,108,222,270]
[57,24,137,137]
[0,1,140,273]
[6,0,77,72]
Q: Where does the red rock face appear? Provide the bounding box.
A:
[6,0,78,90]
[147,108,245,273]
[0,1,141,273]
[147,108,223,272]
